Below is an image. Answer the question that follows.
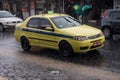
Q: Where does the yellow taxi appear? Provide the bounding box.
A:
[14,13,105,56]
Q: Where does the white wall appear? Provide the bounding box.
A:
[114,0,120,9]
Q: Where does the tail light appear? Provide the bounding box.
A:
[103,10,109,18]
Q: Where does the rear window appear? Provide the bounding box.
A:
[27,18,39,28]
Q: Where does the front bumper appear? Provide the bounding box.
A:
[71,36,105,53]
[3,21,22,28]
[4,25,15,29]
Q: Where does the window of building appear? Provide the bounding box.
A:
[85,0,92,5]
[35,0,46,14]
[114,0,120,3]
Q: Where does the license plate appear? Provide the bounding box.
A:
[93,41,101,47]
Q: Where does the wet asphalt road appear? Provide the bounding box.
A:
[0,29,120,80]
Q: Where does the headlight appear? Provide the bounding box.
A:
[100,32,104,36]
[7,22,11,24]
[73,36,88,41]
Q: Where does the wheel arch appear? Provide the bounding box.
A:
[102,25,113,39]
[58,40,73,49]
[102,25,112,33]
[58,39,74,56]
[20,36,28,42]
[0,23,3,25]
[102,25,111,30]
[0,23,4,28]
[20,36,31,51]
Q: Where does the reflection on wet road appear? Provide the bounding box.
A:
[0,30,120,72]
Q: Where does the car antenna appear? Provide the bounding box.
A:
[42,14,45,16]
[59,14,61,17]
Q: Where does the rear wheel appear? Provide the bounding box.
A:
[102,27,112,39]
[59,41,74,56]
[21,37,31,51]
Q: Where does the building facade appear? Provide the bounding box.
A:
[0,0,114,20]
[114,0,120,9]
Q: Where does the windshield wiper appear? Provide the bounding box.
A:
[63,17,76,26]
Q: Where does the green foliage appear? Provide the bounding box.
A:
[82,5,92,16]
[72,4,92,16]
[72,4,82,15]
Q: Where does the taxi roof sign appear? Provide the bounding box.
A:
[48,11,54,14]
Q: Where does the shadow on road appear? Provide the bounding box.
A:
[27,47,105,67]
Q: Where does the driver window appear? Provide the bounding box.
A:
[39,18,52,30]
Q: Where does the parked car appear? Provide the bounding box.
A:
[101,9,120,39]
[14,13,105,56]
[0,11,23,31]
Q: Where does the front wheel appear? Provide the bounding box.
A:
[59,41,74,57]
[21,37,31,51]
[102,27,112,39]
[0,24,5,32]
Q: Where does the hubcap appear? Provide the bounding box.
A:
[23,41,28,48]
[60,42,72,56]
[103,28,110,37]
[21,38,31,51]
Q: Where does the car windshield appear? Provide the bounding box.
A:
[51,16,81,29]
[0,11,14,18]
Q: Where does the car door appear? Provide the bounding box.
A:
[38,18,58,48]
[26,17,44,46]
[111,11,120,33]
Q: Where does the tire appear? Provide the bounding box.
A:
[21,37,31,51]
[102,27,112,39]
[0,24,5,32]
[59,41,74,57]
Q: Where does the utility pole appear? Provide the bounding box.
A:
[58,0,60,13]
[63,0,64,13]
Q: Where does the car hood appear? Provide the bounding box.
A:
[0,17,23,22]
[60,25,101,36]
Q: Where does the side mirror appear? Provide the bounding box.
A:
[13,13,17,17]
[45,26,54,31]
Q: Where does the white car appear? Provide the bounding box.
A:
[0,11,23,31]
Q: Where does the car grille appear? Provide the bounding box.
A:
[88,33,101,39]
[12,21,17,23]
[10,21,21,24]
[6,21,22,26]
[7,21,22,25]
